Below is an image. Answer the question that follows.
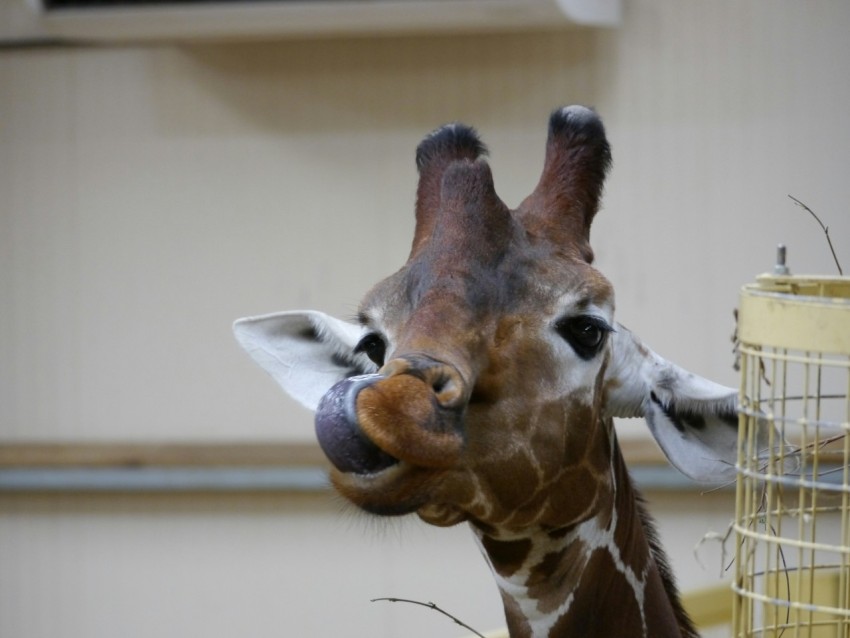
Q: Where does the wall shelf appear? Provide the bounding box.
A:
[3,0,620,45]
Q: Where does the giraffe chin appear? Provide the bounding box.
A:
[316,374,464,516]
[328,462,439,517]
[416,502,469,527]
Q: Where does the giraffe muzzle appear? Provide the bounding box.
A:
[315,374,399,475]
[315,365,466,475]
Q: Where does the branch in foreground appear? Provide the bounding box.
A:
[371,597,487,638]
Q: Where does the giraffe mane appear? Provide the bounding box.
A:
[633,490,700,638]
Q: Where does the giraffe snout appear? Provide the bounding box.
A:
[314,359,467,475]
[355,371,465,469]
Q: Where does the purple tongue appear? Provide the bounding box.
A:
[315,375,398,475]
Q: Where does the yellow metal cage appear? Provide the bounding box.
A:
[734,269,850,637]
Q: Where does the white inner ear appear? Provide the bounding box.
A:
[642,391,739,483]
[233,310,371,411]
[605,324,741,483]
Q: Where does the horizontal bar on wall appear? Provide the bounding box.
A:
[0,438,678,468]
[0,465,728,493]
[0,467,330,492]
[0,442,328,468]
[0,439,737,492]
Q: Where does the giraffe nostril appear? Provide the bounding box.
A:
[433,374,463,407]
[380,356,467,408]
[431,374,447,393]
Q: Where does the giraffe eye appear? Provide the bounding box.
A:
[555,316,611,360]
[354,333,387,367]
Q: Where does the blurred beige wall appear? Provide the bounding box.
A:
[2,1,849,636]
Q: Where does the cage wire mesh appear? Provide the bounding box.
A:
[734,269,850,638]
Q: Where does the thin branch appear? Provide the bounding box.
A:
[371,597,487,638]
[788,195,844,275]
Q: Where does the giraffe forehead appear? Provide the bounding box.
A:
[366,241,614,330]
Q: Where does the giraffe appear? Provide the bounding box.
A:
[234,106,748,637]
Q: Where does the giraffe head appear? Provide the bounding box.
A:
[234,107,740,533]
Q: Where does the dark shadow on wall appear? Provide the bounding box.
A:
[149,30,604,138]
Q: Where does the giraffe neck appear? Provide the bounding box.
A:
[473,445,697,638]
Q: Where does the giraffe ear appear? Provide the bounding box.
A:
[233,311,373,411]
[604,325,741,484]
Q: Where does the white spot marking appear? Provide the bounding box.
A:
[576,511,648,637]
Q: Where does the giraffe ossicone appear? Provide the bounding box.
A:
[234,107,752,637]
